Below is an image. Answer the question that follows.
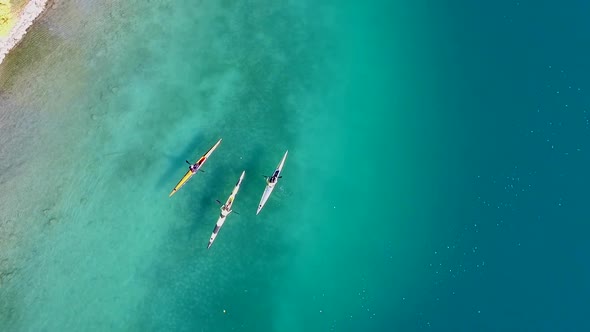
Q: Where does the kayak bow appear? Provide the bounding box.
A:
[169,138,222,197]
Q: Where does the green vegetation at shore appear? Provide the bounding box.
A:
[0,0,37,36]
[0,0,15,37]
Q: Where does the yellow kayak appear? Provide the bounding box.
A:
[169,138,222,197]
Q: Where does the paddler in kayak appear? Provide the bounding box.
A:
[267,170,282,184]
[186,160,202,174]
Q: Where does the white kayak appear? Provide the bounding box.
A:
[207,170,246,249]
[256,150,288,215]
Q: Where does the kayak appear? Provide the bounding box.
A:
[208,170,246,249]
[256,150,288,215]
[169,138,222,197]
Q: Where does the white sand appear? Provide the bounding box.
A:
[0,0,50,65]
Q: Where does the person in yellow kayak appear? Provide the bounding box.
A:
[186,160,200,174]
[186,158,206,174]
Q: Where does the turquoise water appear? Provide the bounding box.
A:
[2,0,590,331]
[1,1,419,330]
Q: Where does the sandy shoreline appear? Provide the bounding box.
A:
[0,0,51,65]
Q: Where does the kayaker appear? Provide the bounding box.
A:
[189,163,198,173]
